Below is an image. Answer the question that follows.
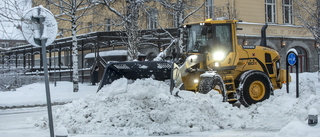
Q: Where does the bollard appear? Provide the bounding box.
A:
[56,135,68,137]
[308,108,318,126]
[55,127,68,137]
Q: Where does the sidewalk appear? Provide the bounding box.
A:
[0,81,97,109]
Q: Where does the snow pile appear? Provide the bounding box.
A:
[35,73,320,136]
[276,121,320,137]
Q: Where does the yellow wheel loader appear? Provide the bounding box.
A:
[98,19,288,107]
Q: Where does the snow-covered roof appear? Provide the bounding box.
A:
[84,50,127,59]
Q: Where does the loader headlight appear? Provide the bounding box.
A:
[194,79,199,83]
[215,62,220,67]
[212,51,225,61]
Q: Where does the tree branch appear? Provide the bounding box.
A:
[182,1,205,23]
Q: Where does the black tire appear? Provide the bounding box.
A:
[198,77,224,94]
[198,77,214,94]
[239,73,271,107]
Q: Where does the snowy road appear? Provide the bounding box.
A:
[0,106,277,137]
[0,107,49,137]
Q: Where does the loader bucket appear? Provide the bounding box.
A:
[97,61,174,91]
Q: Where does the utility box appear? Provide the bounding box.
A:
[308,108,318,126]
[55,127,68,137]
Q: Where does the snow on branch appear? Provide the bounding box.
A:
[102,0,131,24]
[293,0,320,38]
[142,4,174,40]
[153,38,177,61]
[182,1,205,23]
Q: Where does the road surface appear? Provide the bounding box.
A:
[0,106,278,137]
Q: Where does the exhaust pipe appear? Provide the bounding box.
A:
[259,24,268,47]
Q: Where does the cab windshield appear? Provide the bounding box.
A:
[186,24,233,53]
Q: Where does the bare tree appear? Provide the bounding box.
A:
[224,2,238,20]
[293,0,320,79]
[101,0,143,61]
[42,0,102,92]
[294,0,320,43]
[155,0,205,59]
[0,0,31,40]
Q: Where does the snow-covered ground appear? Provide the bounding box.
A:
[0,73,320,137]
[0,82,97,108]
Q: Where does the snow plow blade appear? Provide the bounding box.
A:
[97,61,174,91]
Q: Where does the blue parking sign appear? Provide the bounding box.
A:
[288,53,297,66]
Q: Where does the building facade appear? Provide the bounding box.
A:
[222,0,318,72]
[0,39,27,49]
[29,0,318,72]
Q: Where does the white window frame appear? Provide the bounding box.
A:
[59,29,64,37]
[46,0,50,9]
[16,42,26,47]
[60,1,63,14]
[283,0,293,24]
[147,9,157,29]
[1,42,9,48]
[173,13,178,28]
[173,11,184,28]
[88,22,93,32]
[265,0,277,23]
[105,18,111,31]
[206,0,214,19]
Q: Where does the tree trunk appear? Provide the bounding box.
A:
[178,0,184,54]
[317,0,320,82]
[72,15,79,92]
[126,1,140,61]
[317,0,320,40]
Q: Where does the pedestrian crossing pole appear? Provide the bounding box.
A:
[286,49,299,98]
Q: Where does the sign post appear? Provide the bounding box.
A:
[22,5,58,137]
[286,49,299,98]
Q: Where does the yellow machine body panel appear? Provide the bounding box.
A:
[235,45,283,90]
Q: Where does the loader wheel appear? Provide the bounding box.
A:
[198,77,214,94]
[198,77,223,94]
[239,74,270,107]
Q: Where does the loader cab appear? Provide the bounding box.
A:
[186,23,233,55]
[184,20,238,69]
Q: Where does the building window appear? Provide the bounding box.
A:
[283,0,293,24]
[265,0,276,23]
[147,9,157,29]
[60,1,63,14]
[88,22,93,32]
[59,29,64,38]
[105,18,111,31]
[1,42,9,48]
[173,11,184,28]
[16,42,26,47]
[206,0,214,19]
[46,0,50,9]
[173,13,178,28]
